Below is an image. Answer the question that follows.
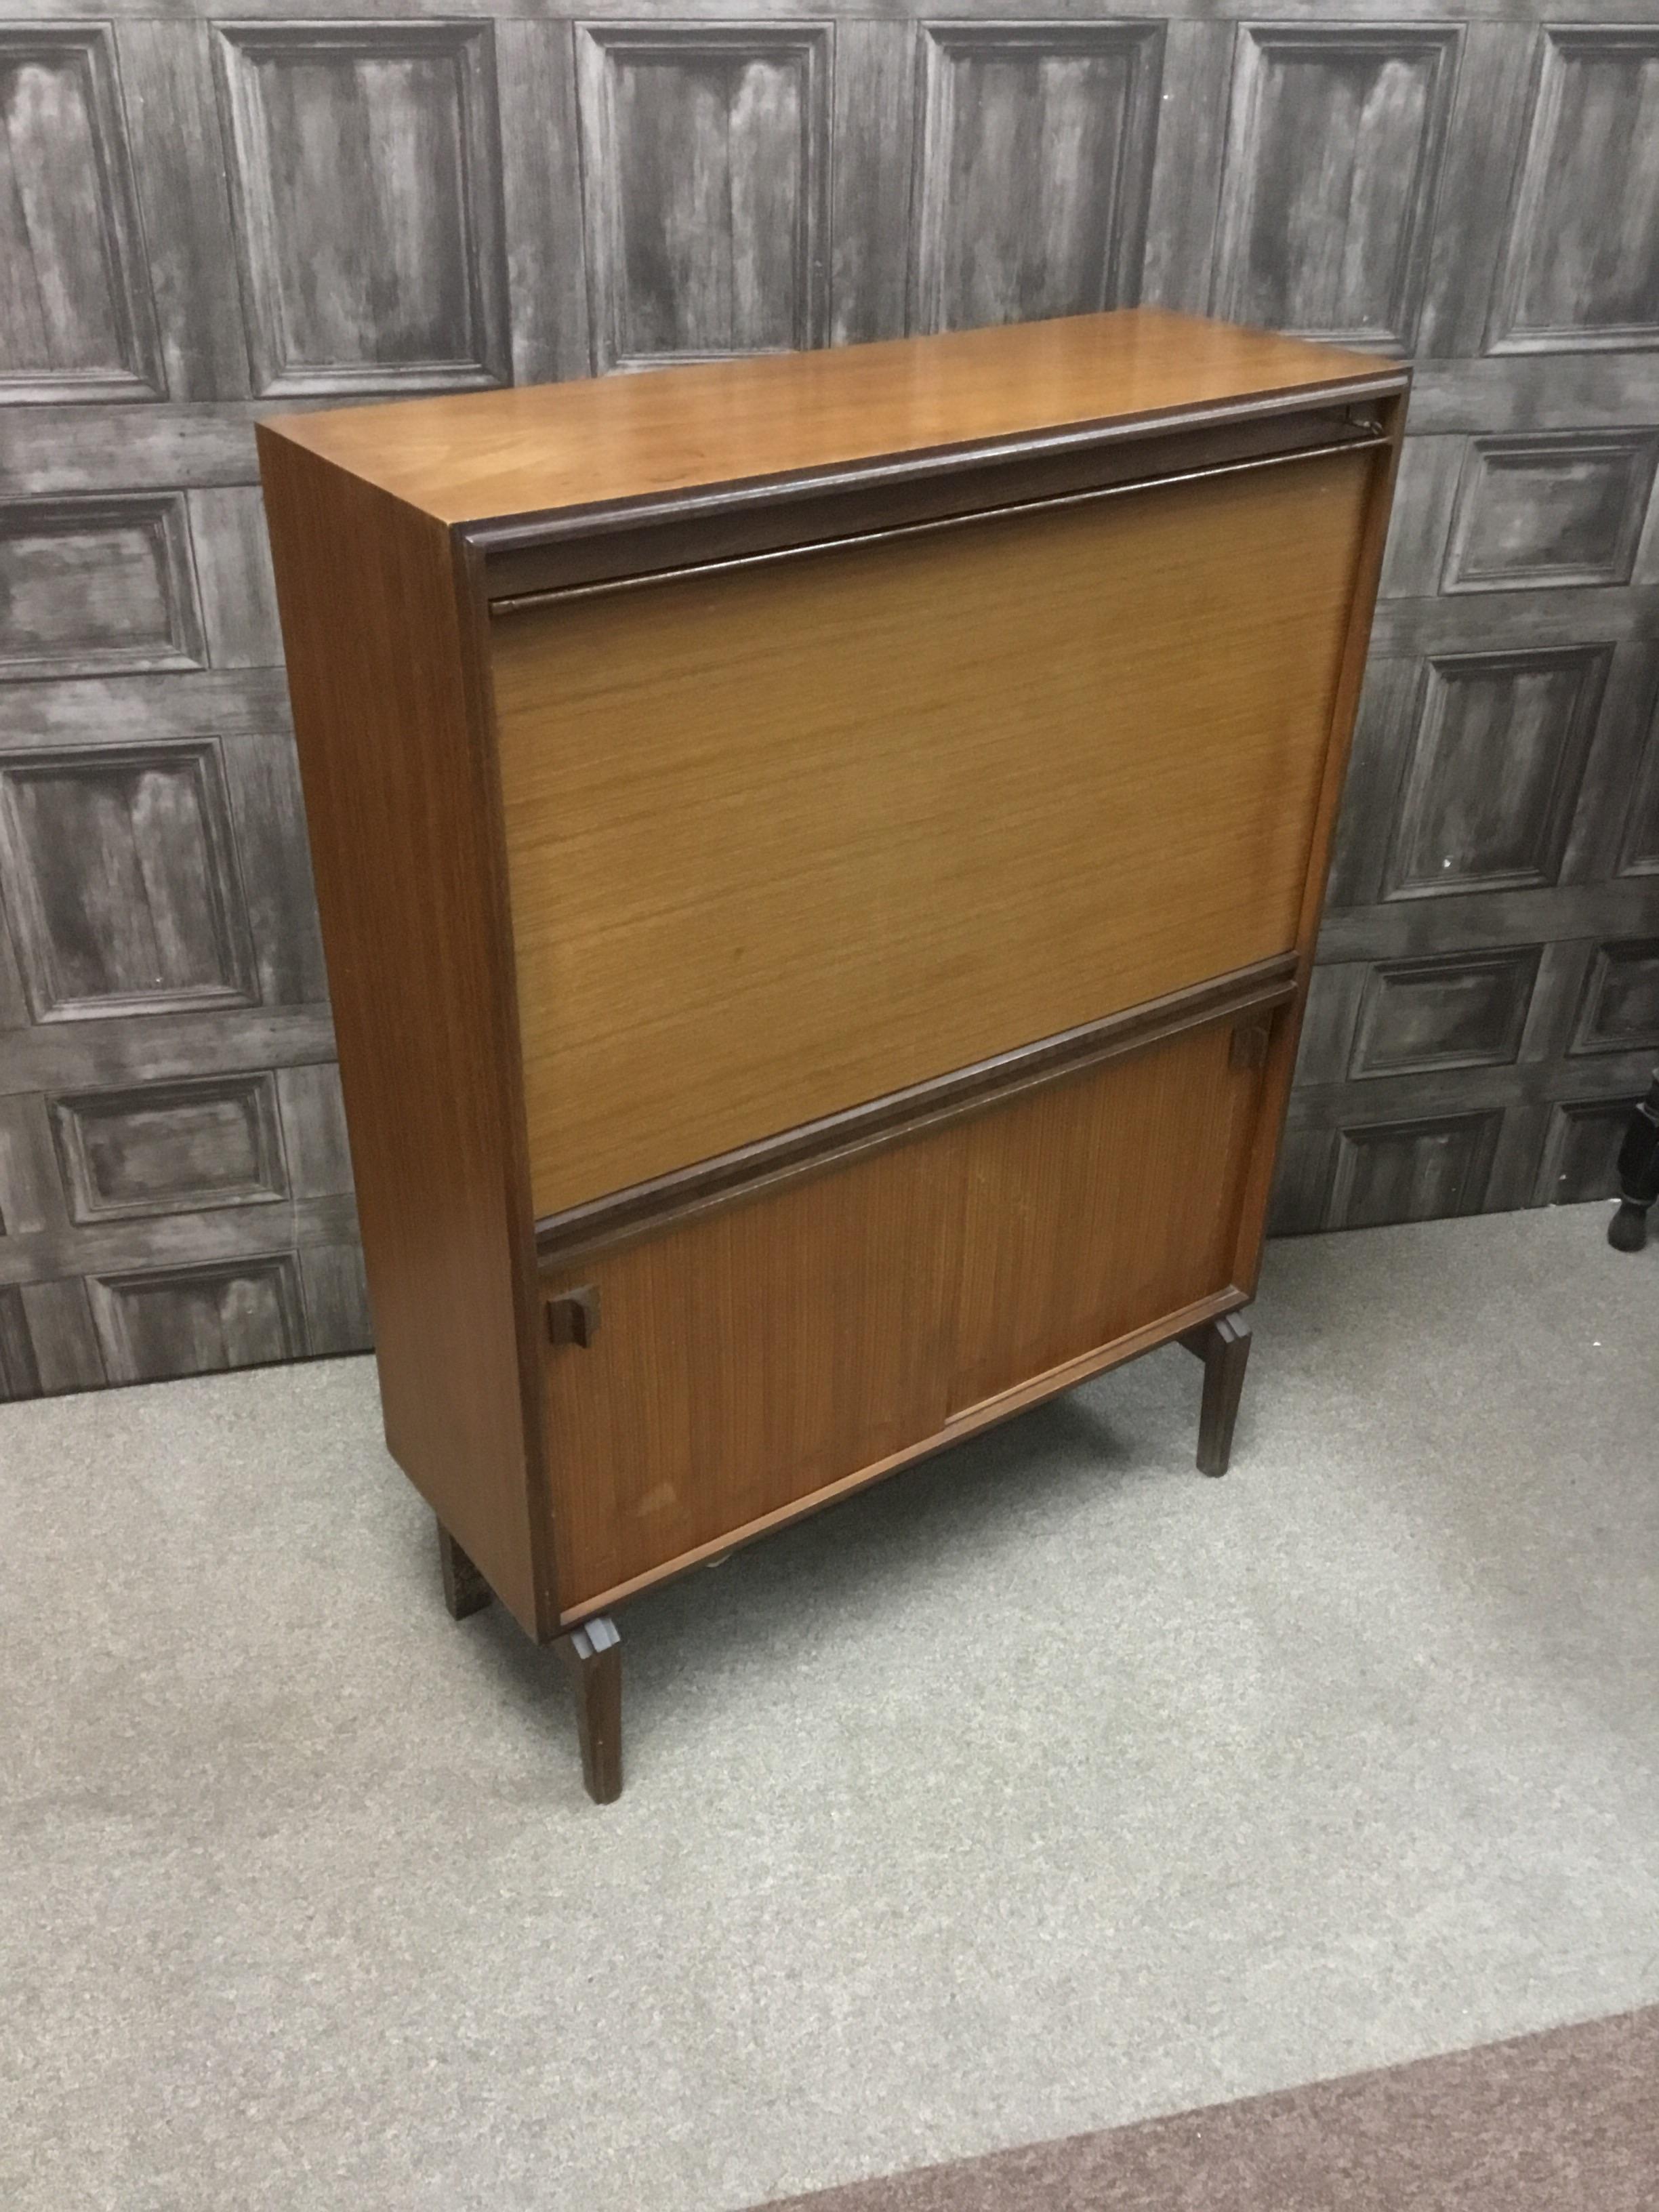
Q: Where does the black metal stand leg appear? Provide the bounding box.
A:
[1179,1310,1252,1477]
[1609,1073,1659,1253]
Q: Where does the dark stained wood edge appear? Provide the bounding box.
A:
[472,386,1405,602]
[491,432,1395,617]
[557,1281,1252,1626]
[437,1519,493,1620]
[1228,386,1411,1296]
[451,530,563,1637]
[557,1613,622,1802]
[1180,1309,1253,1477]
[535,956,1300,1269]
[255,429,553,1641]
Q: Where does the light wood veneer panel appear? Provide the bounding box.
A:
[542,1121,970,1612]
[542,1016,1263,1612]
[495,449,1372,1215]
[951,1019,1261,1414]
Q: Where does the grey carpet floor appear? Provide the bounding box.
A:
[2,1203,1656,2212]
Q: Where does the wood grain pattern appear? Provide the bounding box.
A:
[541,1115,970,1614]
[214,24,510,398]
[576,26,830,373]
[1487,30,1659,353]
[912,25,1164,335]
[0,27,164,404]
[1212,28,1458,354]
[556,1281,1244,1625]
[493,447,1374,1215]
[541,1017,1263,1616]
[535,956,1298,1260]
[255,430,553,1637]
[0,494,204,680]
[267,308,1393,527]
[949,1020,1263,1416]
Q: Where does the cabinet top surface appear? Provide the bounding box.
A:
[260,310,1397,531]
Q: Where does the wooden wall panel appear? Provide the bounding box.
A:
[1443,434,1659,592]
[1571,940,1659,1055]
[0,741,257,1021]
[0,27,163,403]
[1328,1109,1504,1229]
[0,0,1654,1393]
[1381,648,1610,900]
[88,1251,304,1384]
[1348,949,1540,1080]
[0,495,205,680]
[912,24,1162,335]
[577,26,829,371]
[1487,30,1659,354]
[48,1072,285,1223]
[1212,28,1459,353]
[213,24,510,396]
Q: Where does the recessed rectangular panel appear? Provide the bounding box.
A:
[1382,649,1608,900]
[0,1286,41,1401]
[913,24,1163,334]
[577,28,828,371]
[215,25,508,396]
[0,29,162,401]
[1349,948,1539,1077]
[88,1255,304,1384]
[1537,1098,1638,1205]
[1442,435,1659,592]
[1620,692,1659,878]
[0,496,204,679]
[1214,28,1457,351]
[493,450,1372,1215]
[1329,1109,1502,1228]
[1488,31,1659,353]
[1572,941,1659,1054]
[0,742,257,1022]
[49,1073,286,1221]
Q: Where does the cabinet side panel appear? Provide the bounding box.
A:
[257,432,549,1636]
[1230,405,1406,1292]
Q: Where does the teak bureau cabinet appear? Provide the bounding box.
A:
[259,310,1406,1803]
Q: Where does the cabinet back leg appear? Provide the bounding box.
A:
[437,1520,493,1619]
[558,1615,623,1803]
[1179,1311,1252,1477]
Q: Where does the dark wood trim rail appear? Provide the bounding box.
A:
[536,955,1300,1265]
[478,402,1394,603]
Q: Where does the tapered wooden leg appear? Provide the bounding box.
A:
[1179,1310,1252,1477]
[558,1614,622,1803]
[436,1520,492,1620]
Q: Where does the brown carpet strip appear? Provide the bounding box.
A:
[756,2007,1659,2211]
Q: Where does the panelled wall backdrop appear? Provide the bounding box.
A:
[1,3,1658,1395]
